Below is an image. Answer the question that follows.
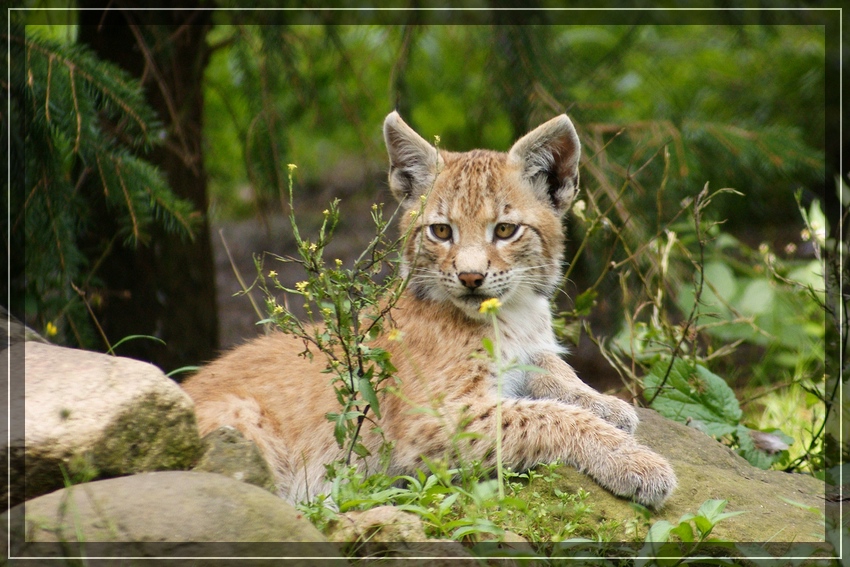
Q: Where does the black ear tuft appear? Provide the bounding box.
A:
[508,114,581,215]
[383,111,442,204]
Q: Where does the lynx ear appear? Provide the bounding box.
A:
[508,114,581,214]
[383,111,442,204]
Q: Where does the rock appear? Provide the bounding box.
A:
[3,471,344,565]
[193,425,277,492]
[326,506,471,563]
[7,342,204,506]
[530,409,829,546]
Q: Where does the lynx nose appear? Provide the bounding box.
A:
[458,272,486,289]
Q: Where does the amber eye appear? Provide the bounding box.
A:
[430,224,453,241]
[494,223,518,240]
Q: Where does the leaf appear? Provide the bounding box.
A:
[696,498,728,519]
[574,288,598,316]
[669,521,694,543]
[452,519,503,539]
[735,425,791,469]
[645,519,673,543]
[358,376,381,419]
[695,498,745,533]
[643,359,741,437]
[737,279,775,315]
[481,337,495,357]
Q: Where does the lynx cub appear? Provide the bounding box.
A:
[183,112,677,508]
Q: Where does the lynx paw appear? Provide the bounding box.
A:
[602,444,677,509]
[565,393,639,434]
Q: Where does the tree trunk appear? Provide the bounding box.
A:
[77,6,218,373]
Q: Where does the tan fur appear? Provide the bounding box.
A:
[182,112,677,508]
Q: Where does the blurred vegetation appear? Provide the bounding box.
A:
[201,23,824,231]
[8,7,841,487]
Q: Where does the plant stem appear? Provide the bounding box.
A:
[488,311,506,502]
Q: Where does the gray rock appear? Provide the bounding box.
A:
[3,470,343,565]
[326,506,471,563]
[530,408,829,546]
[193,425,277,492]
[7,342,204,506]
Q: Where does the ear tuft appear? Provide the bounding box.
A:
[507,114,581,214]
[383,111,442,204]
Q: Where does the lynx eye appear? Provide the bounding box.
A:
[430,224,453,241]
[494,223,519,240]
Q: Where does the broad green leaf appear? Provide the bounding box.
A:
[358,376,381,419]
[696,498,728,519]
[644,359,741,437]
[645,519,673,543]
[670,521,694,543]
[574,288,598,316]
[693,515,714,538]
[677,261,737,316]
[737,279,775,315]
[735,425,792,469]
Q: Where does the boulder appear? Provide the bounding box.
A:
[3,471,343,565]
[528,409,829,548]
[322,409,832,561]
[326,506,472,563]
[192,425,277,492]
[7,342,204,506]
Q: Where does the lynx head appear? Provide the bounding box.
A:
[383,111,580,320]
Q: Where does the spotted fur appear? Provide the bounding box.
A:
[183,112,677,508]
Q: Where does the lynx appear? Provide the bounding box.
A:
[182,111,677,508]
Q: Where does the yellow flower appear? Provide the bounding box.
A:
[268,270,277,278]
[287,163,297,172]
[295,281,309,292]
[478,298,502,314]
[45,322,58,337]
[387,328,404,342]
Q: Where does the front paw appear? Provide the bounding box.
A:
[593,396,639,434]
[601,444,678,508]
[565,393,639,434]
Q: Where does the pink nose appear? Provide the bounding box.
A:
[458,272,485,289]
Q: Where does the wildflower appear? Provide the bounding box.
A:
[323,209,330,216]
[295,281,309,292]
[387,328,404,342]
[287,163,297,172]
[479,298,502,314]
[46,322,58,337]
[268,270,277,278]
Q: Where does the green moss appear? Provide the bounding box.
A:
[90,392,204,475]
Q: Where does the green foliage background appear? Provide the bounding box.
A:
[11,10,837,480]
[201,23,824,230]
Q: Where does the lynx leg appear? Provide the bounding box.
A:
[529,353,640,434]
[394,397,676,508]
